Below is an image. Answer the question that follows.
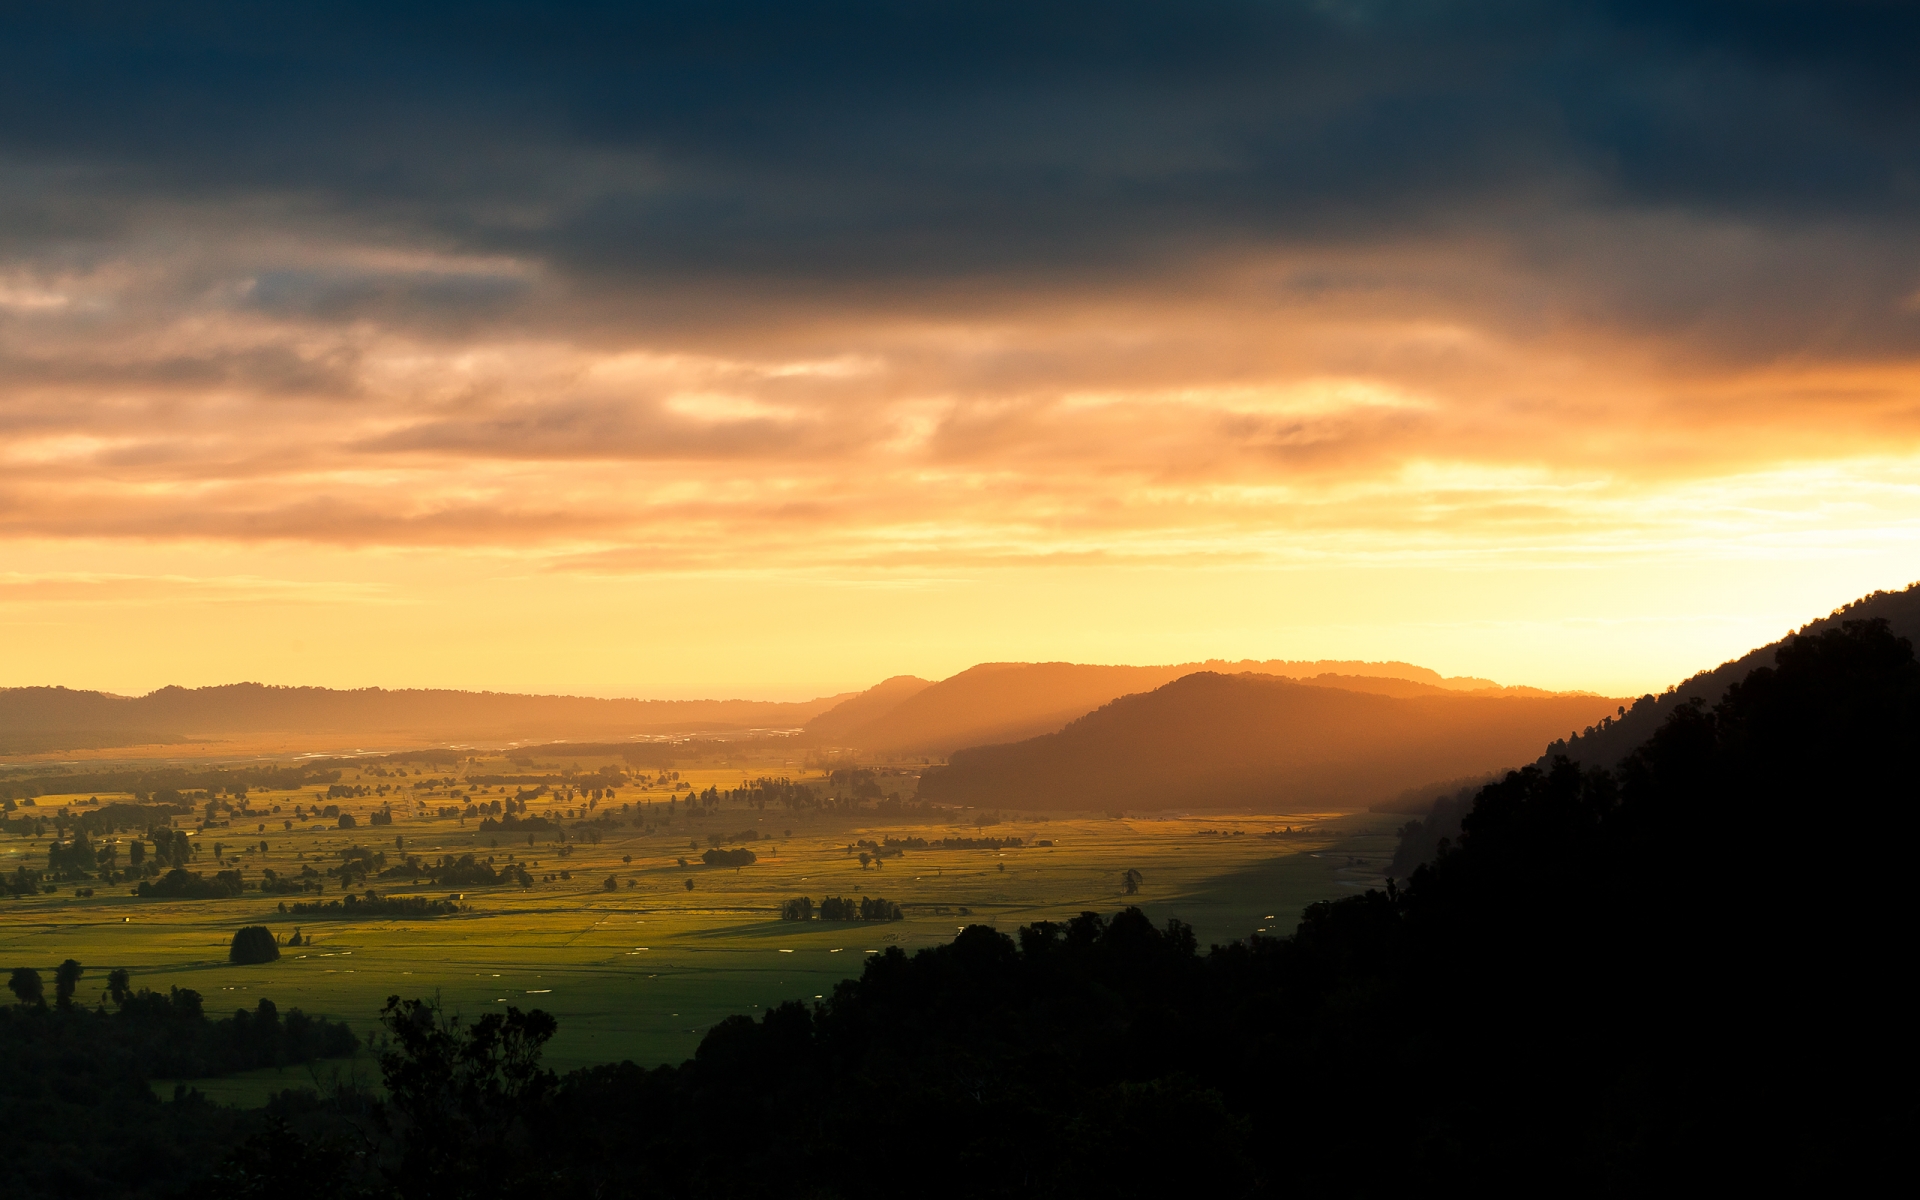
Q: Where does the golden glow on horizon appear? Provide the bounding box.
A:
[4,240,1918,699]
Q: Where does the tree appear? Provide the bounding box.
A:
[54,958,82,1008]
[106,967,132,1006]
[230,926,281,964]
[8,966,44,1007]
[684,878,695,891]
[1121,868,1143,895]
[377,995,556,1200]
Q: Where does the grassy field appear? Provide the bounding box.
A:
[1,754,1397,1103]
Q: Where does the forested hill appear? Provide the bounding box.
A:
[799,675,933,740]
[915,672,1621,810]
[807,658,1549,756]
[808,662,1199,755]
[0,684,858,754]
[1545,581,1920,771]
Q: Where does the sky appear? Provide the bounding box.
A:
[3,1,1919,700]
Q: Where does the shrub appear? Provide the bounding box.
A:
[228,925,280,964]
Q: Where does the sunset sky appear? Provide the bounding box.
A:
[4,2,1918,699]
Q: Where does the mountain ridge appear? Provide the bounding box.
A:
[916,671,1623,810]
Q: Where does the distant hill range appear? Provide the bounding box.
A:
[801,658,1552,756]
[915,672,1621,811]
[1546,582,1920,772]
[0,683,857,755]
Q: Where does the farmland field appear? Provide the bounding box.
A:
[0,753,1397,1104]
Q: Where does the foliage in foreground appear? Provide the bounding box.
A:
[0,966,359,1199]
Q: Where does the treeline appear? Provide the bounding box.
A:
[0,967,359,1199]
[278,893,463,918]
[3,961,357,1079]
[866,834,1022,851]
[137,868,244,899]
[779,895,902,921]
[0,764,336,805]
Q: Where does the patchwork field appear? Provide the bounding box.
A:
[1,755,1398,1103]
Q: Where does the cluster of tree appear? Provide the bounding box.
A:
[278,892,463,918]
[259,865,323,894]
[4,962,357,1077]
[816,895,902,921]
[46,829,114,880]
[941,834,1019,849]
[55,800,190,838]
[1385,784,1477,876]
[423,853,532,888]
[0,963,358,1199]
[3,866,48,897]
[330,845,389,887]
[701,847,757,867]
[0,763,330,808]
[474,811,557,834]
[779,896,814,920]
[137,867,244,899]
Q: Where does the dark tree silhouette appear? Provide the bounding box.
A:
[229,926,280,965]
[53,959,82,1008]
[377,995,556,1200]
[7,966,43,1007]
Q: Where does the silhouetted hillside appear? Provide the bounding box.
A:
[917,672,1620,810]
[801,675,933,741]
[1546,581,1920,771]
[0,683,857,754]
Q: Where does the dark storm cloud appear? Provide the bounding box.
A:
[3,1,1915,292]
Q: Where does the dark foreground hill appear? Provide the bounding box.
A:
[0,683,858,754]
[1548,580,1920,770]
[917,671,1620,810]
[104,616,1902,1199]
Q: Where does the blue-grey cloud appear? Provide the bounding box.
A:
[3,2,1914,312]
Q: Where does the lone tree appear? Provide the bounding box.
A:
[7,966,44,1007]
[1121,868,1144,896]
[54,958,83,1008]
[684,878,695,892]
[229,925,281,965]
